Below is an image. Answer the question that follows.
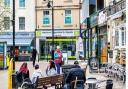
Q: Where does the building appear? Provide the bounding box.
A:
[0,0,35,60]
[81,0,105,64]
[107,0,126,65]
[35,0,81,60]
[81,0,126,65]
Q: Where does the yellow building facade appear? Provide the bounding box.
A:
[35,0,81,60]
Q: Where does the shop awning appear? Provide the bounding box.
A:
[0,38,33,46]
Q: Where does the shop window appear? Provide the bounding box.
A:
[43,10,50,24]
[65,10,72,24]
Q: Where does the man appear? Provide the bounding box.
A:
[31,64,43,84]
[31,47,37,67]
[64,68,86,89]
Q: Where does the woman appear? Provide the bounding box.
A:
[19,62,29,79]
[17,62,29,84]
[54,47,62,74]
[46,60,57,76]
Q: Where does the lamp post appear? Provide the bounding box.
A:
[47,0,54,60]
[12,0,15,70]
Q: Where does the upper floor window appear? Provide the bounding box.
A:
[65,10,72,24]
[19,0,25,8]
[43,10,50,24]
[115,31,119,46]
[4,0,10,7]
[121,28,126,46]
[4,17,10,30]
[19,17,25,30]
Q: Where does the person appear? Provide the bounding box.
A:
[64,68,86,89]
[46,60,57,76]
[73,61,81,68]
[17,62,30,84]
[54,46,62,74]
[15,48,19,61]
[31,64,43,84]
[31,47,37,67]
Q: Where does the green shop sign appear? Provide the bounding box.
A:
[90,12,98,28]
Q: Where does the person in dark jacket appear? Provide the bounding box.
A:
[64,68,86,89]
[31,47,37,67]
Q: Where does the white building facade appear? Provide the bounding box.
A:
[0,0,35,60]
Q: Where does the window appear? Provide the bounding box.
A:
[121,29,126,46]
[19,0,25,7]
[4,17,10,30]
[43,11,50,24]
[4,0,10,7]
[19,17,25,30]
[115,31,119,46]
[89,0,96,15]
[65,10,72,24]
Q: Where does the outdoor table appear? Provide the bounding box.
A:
[86,78,98,89]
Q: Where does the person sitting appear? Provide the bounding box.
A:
[17,62,30,85]
[46,60,57,76]
[73,61,81,68]
[64,68,86,89]
[19,62,29,79]
[31,64,43,84]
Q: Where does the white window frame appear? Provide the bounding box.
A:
[19,17,25,30]
[64,9,72,24]
[19,0,25,8]
[43,10,50,25]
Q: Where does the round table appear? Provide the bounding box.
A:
[86,79,98,89]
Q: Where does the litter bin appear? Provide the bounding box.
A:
[106,79,113,89]
[12,72,18,89]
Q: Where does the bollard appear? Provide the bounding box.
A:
[106,79,113,89]
[8,58,13,89]
[7,55,10,68]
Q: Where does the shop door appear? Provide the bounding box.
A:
[100,35,107,64]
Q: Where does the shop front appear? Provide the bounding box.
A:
[89,12,98,61]
[36,29,80,60]
[98,10,108,64]
[0,32,34,61]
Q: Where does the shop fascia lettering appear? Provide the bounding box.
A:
[39,30,79,37]
[0,32,34,38]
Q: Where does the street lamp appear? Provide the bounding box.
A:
[12,0,15,70]
[47,0,54,60]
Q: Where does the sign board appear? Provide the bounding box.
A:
[36,30,80,37]
[76,37,84,60]
[0,32,34,38]
[98,11,107,25]
[62,51,68,64]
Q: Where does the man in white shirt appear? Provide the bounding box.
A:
[31,64,43,84]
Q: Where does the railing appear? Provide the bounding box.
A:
[107,0,126,16]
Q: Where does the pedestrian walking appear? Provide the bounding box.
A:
[31,47,37,67]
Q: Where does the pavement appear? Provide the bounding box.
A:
[0,60,126,89]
